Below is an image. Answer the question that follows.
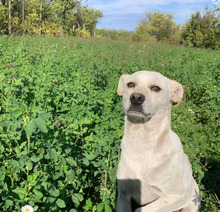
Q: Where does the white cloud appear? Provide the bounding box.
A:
[84,0,215,30]
[86,0,210,10]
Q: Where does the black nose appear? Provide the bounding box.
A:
[130,93,145,105]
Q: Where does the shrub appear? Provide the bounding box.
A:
[181,6,220,49]
[134,12,177,42]
[75,29,91,38]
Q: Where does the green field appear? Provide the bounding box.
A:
[0,37,219,211]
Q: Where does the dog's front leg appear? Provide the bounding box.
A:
[116,192,132,212]
[135,195,185,212]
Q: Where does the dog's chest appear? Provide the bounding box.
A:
[118,130,172,178]
[119,139,158,177]
[122,132,158,159]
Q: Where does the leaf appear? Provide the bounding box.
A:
[74,193,83,202]
[105,204,112,212]
[33,189,43,199]
[30,156,41,163]
[26,160,33,171]
[27,174,37,186]
[48,196,56,203]
[83,158,89,166]
[0,172,5,181]
[38,113,52,120]
[66,169,75,181]
[97,203,104,212]
[66,157,77,167]
[8,159,21,172]
[12,187,26,199]
[49,148,57,161]
[83,152,96,161]
[5,199,13,207]
[72,194,80,207]
[49,188,60,197]
[9,159,20,168]
[26,119,36,136]
[35,118,48,133]
[56,198,66,208]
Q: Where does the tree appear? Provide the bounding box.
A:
[75,5,103,34]
[8,0,11,34]
[134,11,176,42]
[0,0,8,34]
[181,6,220,49]
[0,0,103,36]
[39,0,42,35]
[52,0,78,36]
[21,0,24,26]
[133,19,154,42]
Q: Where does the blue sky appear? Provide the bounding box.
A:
[83,0,218,31]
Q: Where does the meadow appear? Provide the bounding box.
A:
[0,36,219,211]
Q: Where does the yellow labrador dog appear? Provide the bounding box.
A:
[116,71,200,212]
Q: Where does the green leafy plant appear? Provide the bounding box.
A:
[0,37,219,211]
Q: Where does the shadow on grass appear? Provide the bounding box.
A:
[201,157,220,207]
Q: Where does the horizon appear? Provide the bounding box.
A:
[83,0,219,31]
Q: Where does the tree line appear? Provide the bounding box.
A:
[98,6,220,49]
[0,2,219,49]
[0,0,103,36]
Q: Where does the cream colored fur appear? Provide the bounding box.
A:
[116,71,200,212]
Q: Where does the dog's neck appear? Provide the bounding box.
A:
[124,109,171,147]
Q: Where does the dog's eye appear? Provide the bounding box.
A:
[151,86,161,92]
[127,82,135,88]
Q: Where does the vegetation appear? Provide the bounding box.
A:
[101,6,220,49]
[96,29,133,42]
[181,6,220,49]
[133,12,177,42]
[0,0,103,36]
[0,1,219,48]
[0,37,219,211]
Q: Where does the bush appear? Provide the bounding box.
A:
[75,29,91,38]
[181,6,220,49]
[134,12,177,42]
[96,29,133,42]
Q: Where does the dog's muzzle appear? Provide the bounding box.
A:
[128,93,145,115]
[130,93,145,105]
[127,93,152,122]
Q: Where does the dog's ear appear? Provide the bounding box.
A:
[117,75,130,96]
[170,80,184,107]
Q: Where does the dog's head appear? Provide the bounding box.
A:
[117,71,183,122]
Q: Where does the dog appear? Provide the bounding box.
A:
[116,71,201,212]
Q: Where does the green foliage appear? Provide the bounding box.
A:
[133,19,156,42]
[75,29,91,38]
[0,0,103,36]
[0,37,219,211]
[97,29,133,41]
[0,4,8,34]
[134,11,177,42]
[181,6,220,49]
[75,6,103,34]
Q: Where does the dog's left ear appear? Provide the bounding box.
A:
[170,80,184,107]
[117,75,130,96]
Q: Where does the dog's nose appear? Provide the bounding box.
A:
[130,93,145,105]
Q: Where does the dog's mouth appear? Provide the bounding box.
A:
[127,106,152,119]
[126,105,152,123]
[128,105,143,114]
[128,109,144,116]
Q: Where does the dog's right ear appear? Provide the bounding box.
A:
[117,75,130,96]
